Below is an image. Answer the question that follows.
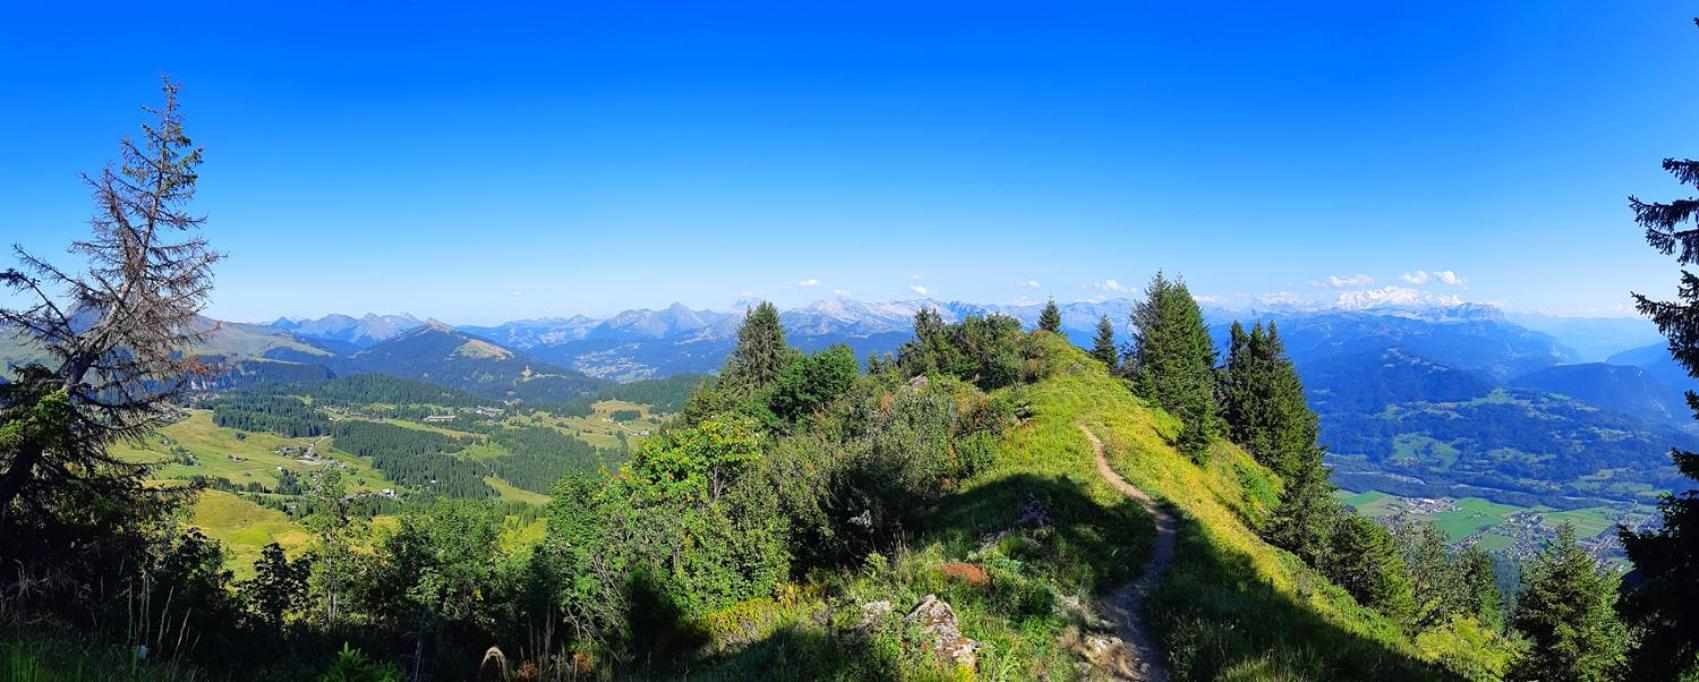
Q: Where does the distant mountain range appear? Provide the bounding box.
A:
[6,296,1693,507]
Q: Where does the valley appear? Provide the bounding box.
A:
[14,294,1685,579]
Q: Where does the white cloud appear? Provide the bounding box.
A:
[911,274,924,281]
[909,284,930,296]
[1400,270,1467,287]
[1016,280,1042,289]
[1315,273,1373,288]
[1088,279,1130,293]
[832,288,850,297]
[1335,285,1462,310]
[1254,291,1304,306]
[509,290,522,297]
[797,278,820,288]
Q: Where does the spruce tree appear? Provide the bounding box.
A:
[1394,520,1468,630]
[1460,545,1505,632]
[722,301,789,392]
[1328,514,1416,625]
[1618,95,1699,679]
[1508,524,1628,682]
[1220,321,1317,480]
[1130,273,1220,457]
[1091,314,1118,370]
[0,80,221,557]
[1268,457,1337,566]
[1037,296,1062,333]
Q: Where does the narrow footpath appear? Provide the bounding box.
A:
[1080,424,1174,682]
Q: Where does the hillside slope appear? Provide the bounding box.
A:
[688,336,1466,681]
[1016,338,1450,680]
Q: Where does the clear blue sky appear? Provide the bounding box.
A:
[3,2,1698,324]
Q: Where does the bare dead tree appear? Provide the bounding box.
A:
[0,77,221,550]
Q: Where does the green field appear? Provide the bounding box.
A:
[1431,498,1524,542]
[112,396,664,575]
[1339,488,1643,557]
[183,491,312,578]
[512,399,662,449]
[115,410,395,492]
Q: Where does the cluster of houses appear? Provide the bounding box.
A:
[422,406,505,425]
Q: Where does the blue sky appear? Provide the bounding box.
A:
[3,2,1698,324]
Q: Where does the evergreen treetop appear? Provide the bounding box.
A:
[1508,524,1627,682]
[1220,321,1319,479]
[722,301,790,393]
[1037,296,1062,333]
[1130,272,1220,457]
[1091,314,1118,370]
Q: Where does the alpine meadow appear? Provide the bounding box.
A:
[10,3,1699,681]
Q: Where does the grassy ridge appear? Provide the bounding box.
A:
[685,336,1468,680]
[1017,336,1450,680]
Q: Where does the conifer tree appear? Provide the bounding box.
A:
[1129,272,1220,457]
[1508,523,1627,682]
[1395,519,1468,630]
[0,79,221,556]
[1617,81,1699,678]
[1460,545,1505,632]
[1091,314,1118,370]
[1220,321,1317,479]
[1328,514,1416,625]
[1037,296,1062,333]
[1268,454,1337,566]
[722,301,789,392]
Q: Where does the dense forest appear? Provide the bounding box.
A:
[211,394,327,437]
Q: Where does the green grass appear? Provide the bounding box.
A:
[485,475,551,505]
[1430,498,1523,543]
[1341,489,1403,519]
[514,400,663,449]
[1,629,203,681]
[182,491,312,578]
[694,336,1483,680]
[1026,336,1470,680]
[1473,532,1515,554]
[1534,507,1617,538]
[115,410,394,492]
[687,342,1161,679]
[1390,434,1460,470]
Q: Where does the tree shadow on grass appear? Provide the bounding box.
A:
[925,471,1156,595]
[677,625,903,682]
[1150,514,1461,681]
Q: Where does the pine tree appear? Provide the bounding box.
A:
[1618,79,1699,678]
[1461,545,1505,632]
[1268,456,1337,566]
[722,301,789,392]
[1508,523,1628,682]
[1037,296,1062,333]
[1220,321,1317,479]
[0,79,221,556]
[1091,314,1118,371]
[1130,272,1220,458]
[1394,519,1468,630]
[1328,514,1416,625]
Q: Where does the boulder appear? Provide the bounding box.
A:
[906,594,980,671]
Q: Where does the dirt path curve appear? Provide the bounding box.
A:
[1081,424,1174,682]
